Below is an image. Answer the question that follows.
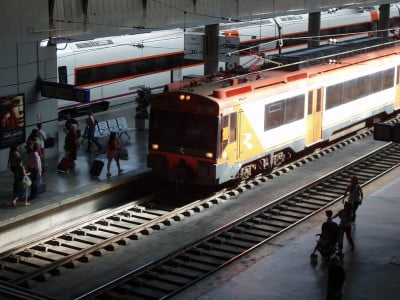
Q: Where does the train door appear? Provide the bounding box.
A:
[395,65,400,110]
[306,87,323,145]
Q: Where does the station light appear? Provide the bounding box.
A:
[151,144,159,150]
[205,152,213,158]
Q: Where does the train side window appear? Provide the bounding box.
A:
[222,115,229,141]
[58,66,67,84]
[357,75,370,99]
[316,90,322,112]
[397,66,400,85]
[370,71,382,93]
[308,92,313,115]
[265,101,284,130]
[382,68,395,90]
[326,83,343,109]
[229,113,237,143]
[286,95,305,122]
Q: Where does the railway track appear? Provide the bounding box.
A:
[77,142,400,299]
[0,118,398,298]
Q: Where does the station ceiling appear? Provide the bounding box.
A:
[50,0,395,40]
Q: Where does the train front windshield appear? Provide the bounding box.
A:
[149,110,219,158]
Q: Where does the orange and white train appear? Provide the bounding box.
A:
[56,5,400,117]
[147,36,400,185]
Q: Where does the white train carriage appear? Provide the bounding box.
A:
[57,4,400,118]
[148,37,400,185]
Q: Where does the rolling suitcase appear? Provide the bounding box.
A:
[36,178,46,194]
[373,122,392,141]
[90,157,105,178]
[57,157,74,173]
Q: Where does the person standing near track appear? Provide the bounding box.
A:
[333,202,355,253]
[343,175,363,223]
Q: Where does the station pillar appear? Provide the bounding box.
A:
[378,4,390,38]
[308,12,321,48]
[204,24,219,75]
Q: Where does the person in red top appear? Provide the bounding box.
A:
[105,132,123,177]
[64,127,80,161]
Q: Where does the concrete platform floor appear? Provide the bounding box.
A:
[0,105,150,251]
[176,168,400,300]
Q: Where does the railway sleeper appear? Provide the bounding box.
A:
[104,242,120,251]
[63,260,82,269]
[91,248,107,257]
[33,272,52,282]
[134,280,176,296]
[274,209,305,220]
[155,265,203,280]
[176,261,215,273]
[180,254,222,267]
[282,205,314,216]
[227,233,264,245]
[193,246,239,259]
[48,266,67,276]
[77,254,94,263]
[207,240,248,254]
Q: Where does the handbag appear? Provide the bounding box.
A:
[22,175,32,187]
[118,146,129,160]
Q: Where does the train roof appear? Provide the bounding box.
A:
[159,37,400,112]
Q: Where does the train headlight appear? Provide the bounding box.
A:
[185,95,191,101]
[179,94,185,100]
[152,144,159,150]
[205,152,213,159]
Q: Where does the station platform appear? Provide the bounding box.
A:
[0,107,151,252]
[176,167,400,300]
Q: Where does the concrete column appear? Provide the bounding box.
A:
[308,12,321,48]
[378,4,390,38]
[204,24,219,75]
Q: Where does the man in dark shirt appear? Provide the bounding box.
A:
[321,210,339,246]
[327,255,346,300]
[65,113,79,131]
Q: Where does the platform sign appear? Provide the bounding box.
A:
[40,81,90,103]
[0,93,25,149]
[184,33,204,60]
[218,36,240,64]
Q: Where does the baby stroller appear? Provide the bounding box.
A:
[310,233,339,264]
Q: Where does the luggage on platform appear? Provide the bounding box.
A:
[373,122,393,141]
[57,157,74,173]
[36,178,46,194]
[118,145,129,160]
[90,157,105,178]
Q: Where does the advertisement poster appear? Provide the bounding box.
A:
[0,93,25,149]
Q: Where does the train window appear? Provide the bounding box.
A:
[76,53,198,86]
[382,68,395,90]
[229,113,237,143]
[343,80,357,104]
[222,115,229,127]
[265,101,284,130]
[316,91,322,112]
[308,92,313,115]
[357,75,370,99]
[326,83,343,109]
[370,72,382,94]
[58,66,67,84]
[397,66,400,85]
[286,95,305,122]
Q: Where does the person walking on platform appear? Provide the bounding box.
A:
[11,158,31,207]
[64,127,80,162]
[333,202,355,253]
[105,132,123,177]
[343,175,363,223]
[26,129,41,152]
[326,255,346,300]
[85,112,102,152]
[26,143,42,200]
[8,143,22,193]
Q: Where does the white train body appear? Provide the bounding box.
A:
[56,4,400,115]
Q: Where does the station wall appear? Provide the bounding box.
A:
[0,0,59,171]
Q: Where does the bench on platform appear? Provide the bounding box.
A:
[93,117,134,140]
